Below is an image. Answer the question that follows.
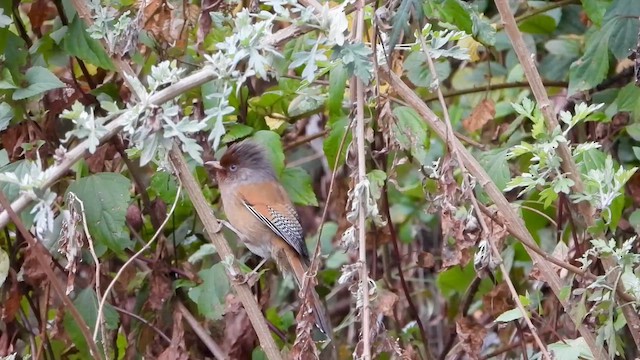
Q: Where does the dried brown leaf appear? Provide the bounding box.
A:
[373,288,399,317]
[455,317,487,360]
[1,281,21,323]
[462,100,495,133]
[27,0,57,36]
[158,309,189,360]
[222,294,257,359]
[482,283,512,319]
[22,244,51,288]
[148,262,172,311]
[417,251,435,269]
[126,203,144,233]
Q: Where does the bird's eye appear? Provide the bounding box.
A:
[229,164,238,172]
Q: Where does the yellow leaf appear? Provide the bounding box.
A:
[265,116,286,130]
[458,37,483,62]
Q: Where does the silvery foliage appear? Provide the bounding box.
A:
[255,0,350,84]
[417,24,470,90]
[62,61,203,168]
[86,0,139,55]
[0,8,12,28]
[61,102,108,154]
[202,9,286,149]
[577,237,640,346]
[504,100,634,214]
[0,156,57,237]
[416,24,470,61]
[572,155,637,214]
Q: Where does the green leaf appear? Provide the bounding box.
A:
[630,209,640,233]
[471,12,496,45]
[476,148,510,191]
[188,263,230,320]
[0,102,11,131]
[404,52,451,87]
[188,244,218,264]
[63,15,115,70]
[581,0,610,26]
[605,193,624,231]
[149,171,178,204]
[568,27,613,95]
[547,337,594,360]
[63,288,119,356]
[366,170,387,200]
[436,263,478,297]
[438,0,472,33]
[251,130,285,175]
[602,0,640,60]
[387,0,424,53]
[539,187,559,208]
[332,43,373,84]
[281,167,318,206]
[328,63,348,117]
[222,123,254,143]
[249,90,286,110]
[323,117,351,170]
[607,17,640,60]
[287,91,324,118]
[575,148,606,174]
[494,307,526,323]
[12,66,65,100]
[615,83,640,121]
[519,14,557,34]
[66,173,132,255]
[0,160,38,227]
[391,106,429,165]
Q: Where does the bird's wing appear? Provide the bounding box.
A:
[236,182,309,261]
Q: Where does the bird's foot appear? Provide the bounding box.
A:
[233,258,268,286]
[234,271,260,287]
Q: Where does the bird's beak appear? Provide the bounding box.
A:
[205,160,224,171]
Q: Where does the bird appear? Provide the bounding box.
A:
[205,140,333,339]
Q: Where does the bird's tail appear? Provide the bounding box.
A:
[287,252,333,338]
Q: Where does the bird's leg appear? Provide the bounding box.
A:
[235,257,268,286]
[220,220,242,236]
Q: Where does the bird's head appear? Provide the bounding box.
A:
[205,140,277,187]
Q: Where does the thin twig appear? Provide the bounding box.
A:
[112,306,171,344]
[177,301,227,359]
[93,182,182,341]
[283,129,330,151]
[353,0,372,356]
[424,81,567,102]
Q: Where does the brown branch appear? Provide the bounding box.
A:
[283,129,329,151]
[424,81,567,102]
[113,306,171,344]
